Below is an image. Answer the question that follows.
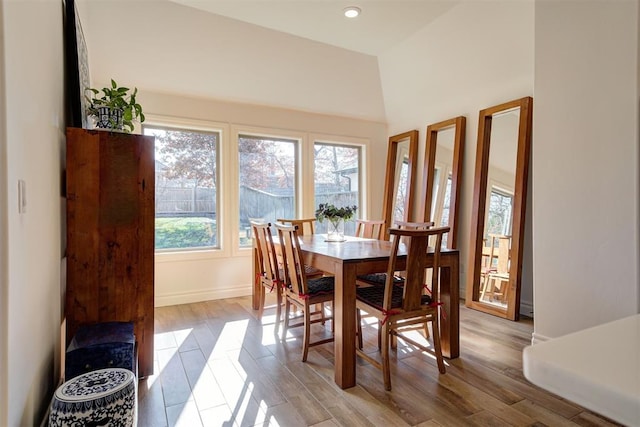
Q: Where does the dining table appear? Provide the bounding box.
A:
[252,234,460,389]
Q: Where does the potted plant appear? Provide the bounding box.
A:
[85,79,145,133]
[315,203,357,241]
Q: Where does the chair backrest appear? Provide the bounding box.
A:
[276,218,316,236]
[273,222,308,296]
[385,226,449,312]
[355,219,385,240]
[393,221,434,230]
[495,235,511,274]
[251,221,280,284]
[393,221,434,246]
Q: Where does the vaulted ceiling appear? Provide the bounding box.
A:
[168,0,458,56]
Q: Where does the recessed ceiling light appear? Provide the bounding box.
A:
[343,6,361,18]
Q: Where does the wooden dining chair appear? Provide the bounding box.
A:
[274,222,335,362]
[356,221,434,287]
[276,217,316,236]
[355,225,450,390]
[354,219,386,240]
[275,217,324,277]
[251,221,284,332]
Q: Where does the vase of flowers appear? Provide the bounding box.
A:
[315,203,357,242]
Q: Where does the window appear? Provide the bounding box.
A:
[238,134,297,247]
[486,185,514,238]
[314,142,361,235]
[144,125,220,251]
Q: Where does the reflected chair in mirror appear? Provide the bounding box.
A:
[482,235,511,304]
[274,223,335,362]
[355,226,450,390]
[354,219,385,240]
[251,221,284,332]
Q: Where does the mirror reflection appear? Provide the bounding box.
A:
[466,97,532,321]
[422,116,465,249]
[382,130,418,239]
[478,109,519,308]
[393,138,411,223]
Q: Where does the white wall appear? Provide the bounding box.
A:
[2,1,66,425]
[0,1,8,423]
[80,0,386,123]
[142,92,387,306]
[533,0,639,341]
[377,1,535,313]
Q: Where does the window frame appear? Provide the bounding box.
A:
[311,134,369,220]
[144,114,230,262]
[231,125,306,256]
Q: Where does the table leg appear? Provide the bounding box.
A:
[439,255,460,359]
[333,262,357,389]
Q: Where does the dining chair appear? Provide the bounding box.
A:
[276,217,316,236]
[354,219,386,240]
[250,221,284,332]
[355,221,435,348]
[276,217,332,323]
[355,225,450,390]
[276,217,324,277]
[356,221,434,288]
[274,222,335,362]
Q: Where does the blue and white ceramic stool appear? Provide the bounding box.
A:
[49,368,137,426]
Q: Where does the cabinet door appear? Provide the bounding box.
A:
[66,127,155,378]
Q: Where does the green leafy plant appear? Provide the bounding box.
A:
[85,79,145,133]
[315,203,358,223]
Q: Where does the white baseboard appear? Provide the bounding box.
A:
[531,332,551,345]
[155,285,253,307]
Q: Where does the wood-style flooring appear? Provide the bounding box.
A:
[138,296,621,427]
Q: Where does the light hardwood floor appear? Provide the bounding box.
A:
[138,296,621,427]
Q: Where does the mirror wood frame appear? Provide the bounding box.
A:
[421,116,466,249]
[381,130,419,239]
[465,97,533,320]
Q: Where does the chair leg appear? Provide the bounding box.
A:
[274,286,282,334]
[282,298,291,340]
[257,285,265,320]
[381,322,392,391]
[302,303,311,362]
[318,303,325,325]
[431,316,446,374]
[356,309,363,349]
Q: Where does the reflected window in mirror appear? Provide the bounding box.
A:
[486,185,514,238]
[382,130,419,239]
[422,116,465,249]
[393,154,410,223]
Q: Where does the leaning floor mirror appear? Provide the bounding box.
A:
[421,116,465,249]
[465,97,533,320]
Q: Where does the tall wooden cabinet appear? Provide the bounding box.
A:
[65,127,155,378]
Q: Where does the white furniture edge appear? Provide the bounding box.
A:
[523,314,640,426]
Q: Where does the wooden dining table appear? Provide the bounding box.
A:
[252,234,460,389]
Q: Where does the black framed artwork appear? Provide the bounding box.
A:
[64,0,90,129]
